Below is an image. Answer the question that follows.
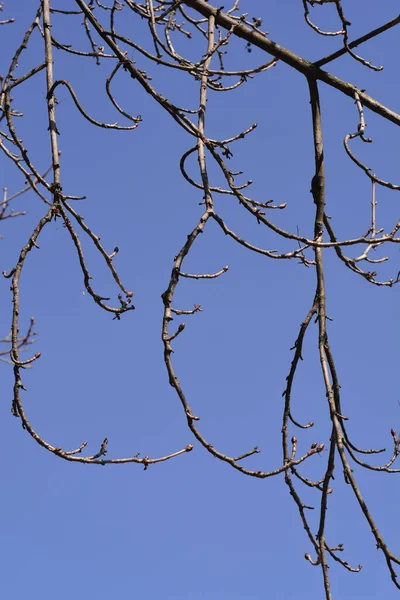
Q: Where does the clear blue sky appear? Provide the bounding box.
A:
[1,2,399,598]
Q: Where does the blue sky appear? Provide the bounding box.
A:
[1,1,400,598]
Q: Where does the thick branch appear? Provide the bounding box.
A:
[182,0,400,126]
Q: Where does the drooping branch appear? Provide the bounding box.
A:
[182,0,400,126]
[2,2,400,596]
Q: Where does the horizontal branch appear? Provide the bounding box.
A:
[183,0,400,126]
